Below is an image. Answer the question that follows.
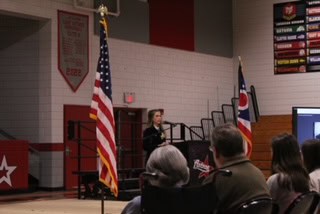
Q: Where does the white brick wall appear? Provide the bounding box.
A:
[39,151,64,188]
[108,39,234,125]
[0,16,41,142]
[0,0,235,140]
[233,0,320,115]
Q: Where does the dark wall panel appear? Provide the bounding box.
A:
[94,0,149,44]
[195,0,233,57]
[149,0,194,51]
[94,0,233,57]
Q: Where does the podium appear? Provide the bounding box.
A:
[173,140,215,185]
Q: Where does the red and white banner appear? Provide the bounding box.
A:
[58,10,89,92]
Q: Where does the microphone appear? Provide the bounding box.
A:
[163,120,177,127]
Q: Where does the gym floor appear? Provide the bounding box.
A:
[0,190,128,214]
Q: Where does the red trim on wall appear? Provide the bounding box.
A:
[30,143,64,152]
[149,0,195,51]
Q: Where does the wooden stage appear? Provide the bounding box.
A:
[0,198,128,214]
[0,191,128,214]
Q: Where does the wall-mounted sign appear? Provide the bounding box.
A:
[58,10,89,91]
[274,0,320,74]
[274,2,307,74]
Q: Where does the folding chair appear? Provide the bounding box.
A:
[237,197,279,214]
[140,169,232,214]
[284,191,320,214]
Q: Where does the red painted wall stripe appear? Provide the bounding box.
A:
[149,0,194,51]
[30,143,64,152]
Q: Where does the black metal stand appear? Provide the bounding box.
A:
[101,183,104,214]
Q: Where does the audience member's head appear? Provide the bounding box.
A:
[270,133,309,192]
[301,139,320,173]
[146,145,189,187]
[271,133,301,172]
[210,123,245,167]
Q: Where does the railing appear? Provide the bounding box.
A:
[67,120,98,199]
[250,85,260,122]
[0,128,16,140]
[187,85,260,140]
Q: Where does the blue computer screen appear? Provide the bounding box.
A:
[292,107,320,144]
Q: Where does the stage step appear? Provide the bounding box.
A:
[74,168,144,200]
[119,178,140,190]
[118,188,141,201]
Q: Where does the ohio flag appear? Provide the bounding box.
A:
[237,62,252,157]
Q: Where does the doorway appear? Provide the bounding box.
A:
[64,105,145,189]
[114,107,145,169]
[64,105,97,190]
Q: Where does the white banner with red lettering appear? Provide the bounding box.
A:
[58,10,89,92]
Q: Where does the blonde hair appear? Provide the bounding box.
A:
[146,145,189,187]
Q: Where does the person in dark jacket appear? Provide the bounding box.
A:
[143,109,167,164]
[203,123,270,213]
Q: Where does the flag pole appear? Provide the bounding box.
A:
[237,56,253,157]
[238,56,242,67]
[238,56,242,97]
[97,6,108,214]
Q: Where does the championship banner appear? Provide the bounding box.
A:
[275,65,306,73]
[308,64,320,71]
[305,0,320,72]
[58,10,89,92]
[307,7,320,15]
[307,55,320,64]
[308,48,320,55]
[275,58,306,66]
[307,32,320,39]
[275,49,306,58]
[271,1,320,74]
[307,23,320,31]
[307,39,320,47]
[274,41,306,50]
[275,25,305,34]
[274,34,305,42]
[307,15,320,23]
[306,1,320,6]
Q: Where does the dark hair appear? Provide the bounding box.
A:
[147,109,162,127]
[271,133,309,192]
[301,139,320,173]
[211,123,244,157]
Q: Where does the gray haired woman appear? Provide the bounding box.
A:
[121,145,190,214]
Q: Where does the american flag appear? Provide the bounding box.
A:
[90,17,118,197]
[237,62,252,157]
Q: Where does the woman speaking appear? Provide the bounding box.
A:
[143,109,168,164]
